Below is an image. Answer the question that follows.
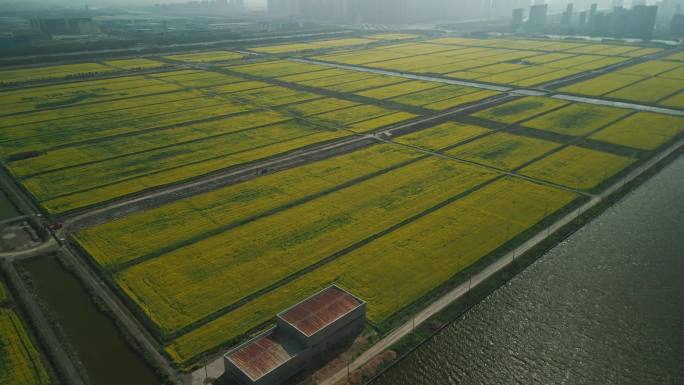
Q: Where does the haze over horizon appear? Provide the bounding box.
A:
[0,0,268,9]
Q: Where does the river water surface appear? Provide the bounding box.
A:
[373,155,684,385]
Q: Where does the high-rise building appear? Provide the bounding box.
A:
[512,7,524,28]
[578,10,588,25]
[627,4,658,39]
[561,3,574,25]
[671,12,684,35]
[527,3,548,30]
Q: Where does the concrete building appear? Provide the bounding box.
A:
[224,285,366,385]
[512,7,525,28]
[527,3,548,30]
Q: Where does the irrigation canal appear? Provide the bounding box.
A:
[372,152,684,384]
[21,255,163,385]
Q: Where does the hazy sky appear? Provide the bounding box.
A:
[0,0,268,8]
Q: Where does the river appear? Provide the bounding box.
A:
[373,155,684,385]
[22,255,163,385]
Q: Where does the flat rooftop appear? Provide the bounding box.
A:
[279,286,364,337]
[226,330,303,382]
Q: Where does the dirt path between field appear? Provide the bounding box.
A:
[318,135,684,385]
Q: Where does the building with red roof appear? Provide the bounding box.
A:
[224,285,366,385]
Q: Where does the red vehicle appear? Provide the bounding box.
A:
[47,223,63,231]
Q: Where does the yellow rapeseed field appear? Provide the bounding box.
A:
[521,146,635,190]
[42,129,348,214]
[558,73,643,96]
[0,75,181,116]
[345,112,417,133]
[103,58,166,70]
[660,91,684,109]
[116,157,498,334]
[164,51,244,63]
[74,144,421,268]
[395,122,490,150]
[606,77,683,103]
[0,309,50,385]
[472,96,569,124]
[589,112,684,150]
[356,80,442,100]
[0,62,113,85]
[523,103,632,137]
[390,85,482,108]
[165,176,576,365]
[446,132,560,170]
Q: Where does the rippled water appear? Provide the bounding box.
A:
[373,156,684,385]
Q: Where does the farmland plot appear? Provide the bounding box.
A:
[606,77,682,103]
[116,157,498,334]
[0,62,114,85]
[558,73,644,96]
[589,112,684,150]
[103,58,166,70]
[74,145,422,267]
[164,51,244,63]
[523,104,632,137]
[472,97,569,124]
[446,132,560,170]
[395,122,490,151]
[521,146,635,190]
[0,75,181,116]
[0,309,50,385]
[165,177,576,364]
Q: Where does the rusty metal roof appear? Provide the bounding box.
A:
[226,330,303,381]
[279,286,363,337]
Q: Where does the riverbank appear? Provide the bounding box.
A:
[371,128,684,385]
[318,138,684,385]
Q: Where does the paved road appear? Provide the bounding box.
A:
[290,57,512,92]
[318,136,684,385]
[0,237,59,260]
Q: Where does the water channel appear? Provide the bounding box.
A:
[22,255,163,385]
[373,155,684,385]
[0,189,20,220]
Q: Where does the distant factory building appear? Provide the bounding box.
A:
[224,285,366,385]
